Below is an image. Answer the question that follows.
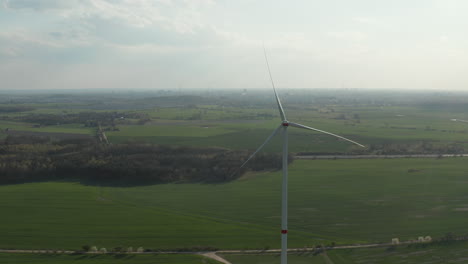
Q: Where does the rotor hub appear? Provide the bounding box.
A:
[282,121,289,127]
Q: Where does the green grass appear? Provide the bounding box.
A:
[106,158,468,244]
[0,182,277,250]
[2,158,468,251]
[0,253,222,264]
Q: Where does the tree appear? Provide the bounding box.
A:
[82,245,91,252]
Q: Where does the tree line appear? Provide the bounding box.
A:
[0,135,288,186]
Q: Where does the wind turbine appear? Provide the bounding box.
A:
[240,49,365,264]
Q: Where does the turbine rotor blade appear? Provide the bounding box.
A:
[240,125,283,168]
[263,45,286,121]
[289,122,365,148]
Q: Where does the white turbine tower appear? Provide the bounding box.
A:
[240,49,365,264]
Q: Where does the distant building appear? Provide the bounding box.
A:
[391,238,400,245]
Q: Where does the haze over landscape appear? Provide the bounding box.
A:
[2,0,468,90]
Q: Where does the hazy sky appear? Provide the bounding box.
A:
[1,0,468,90]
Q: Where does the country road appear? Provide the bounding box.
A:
[0,243,389,255]
[0,240,415,264]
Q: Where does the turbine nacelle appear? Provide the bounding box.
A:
[282,122,289,127]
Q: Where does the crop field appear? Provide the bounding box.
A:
[1,158,468,251]
[0,253,221,264]
[0,182,277,250]
[103,104,468,152]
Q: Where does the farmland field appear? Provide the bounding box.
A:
[0,120,94,135]
[106,104,468,152]
[1,158,468,251]
[0,253,222,264]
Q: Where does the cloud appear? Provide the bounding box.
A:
[439,35,449,43]
[0,0,241,68]
[4,0,213,31]
[327,31,368,42]
[2,0,228,49]
[0,29,62,57]
[352,17,377,25]
[3,0,80,10]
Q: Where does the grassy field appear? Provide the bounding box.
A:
[106,158,468,244]
[2,158,468,251]
[0,182,277,250]
[0,253,221,264]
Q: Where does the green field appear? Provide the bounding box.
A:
[223,253,330,264]
[0,120,94,135]
[0,253,221,264]
[2,158,468,251]
[106,104,468,153]
[4,101,468,153]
